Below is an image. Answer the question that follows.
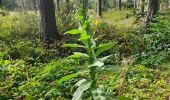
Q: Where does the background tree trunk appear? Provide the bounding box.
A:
[0,0,2,9]
[113,0,116,8]
[134,0,137,9]
[119,0,121,10]
[56,0,60,11]
[144,0,159,27]
[141,0,145,17]
[21,0,25,11]
[97,0,102,17]
[32,0,37,13]
[39,0,60,44]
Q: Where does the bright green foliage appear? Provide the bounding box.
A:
[0,13,39,39]
[0,3,170,100]
[72,79,92,100]
[136,14,170,66]
[121,65,170,99]
[98,64,170,100]
[0,10,9,16]
[0,58,82,99]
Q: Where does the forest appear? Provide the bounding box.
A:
[0,0,170,99]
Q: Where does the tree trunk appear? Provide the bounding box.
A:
[32,0,37,13]
[103,0,108,11]
[143,0,159,27]
[134,0,137,8]
[113,0,116,8]
[119,0,121,10]
[97,0,102,17]
[159,3,164,11]
[39,0,60,44]
[0,0,2,9]
[21,0,25,11]
[137,0,141,9]
[141,0,145,17]
[56,0,60,11]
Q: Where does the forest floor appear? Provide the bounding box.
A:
[0,9,170,99]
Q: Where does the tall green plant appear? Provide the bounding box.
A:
[63,3,114,100]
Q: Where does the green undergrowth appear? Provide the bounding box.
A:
[0,9,170,99]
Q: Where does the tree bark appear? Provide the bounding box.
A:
[21,0,25,11]
[113,0,116,8]
[103,0,108,11]
[32,0,37,13]
[56,0,60,11]
[143,0,159,27]
[97,0,102,17]
[141,0,145,17]
[119,0,121,10]
[39,0,60,44]
[0,0,2,9]
[134,0,137,8]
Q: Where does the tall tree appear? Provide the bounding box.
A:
[0,0,2,9]
[21,0,25,11]
[39,0,60,44]
[113,0,116,8]
[103,0,108,11]
[32,0,37,12]
[97,0,102,17]
[134,0,137,8]
[119,0,122,10]
[144,0,159,27]
[56,0,60,11]
[141,0,145,17]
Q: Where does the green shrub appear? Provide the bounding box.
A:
[0,58,83,99]
[121,65,170,99]
[99,64,170,99]
[0,13,39,39]
[0,10,9,16]
[136,14,170,66]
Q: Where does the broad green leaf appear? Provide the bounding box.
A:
[99,55,112,61]
[98,65,121,71]
[91,40,97,50]
[89,60,104,68]
[80,33,90,41]
[94,34,106,41]
[118,96,131,100]
[80,39,89,47]
[72,80,92,100]
[65,29,83,35]
[79,33,90,47]
[75,79,87,87]
[62,44,85,48]
[69,52,89,59]
[96,43,114,56]
[57,73,78,85]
